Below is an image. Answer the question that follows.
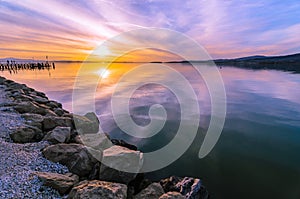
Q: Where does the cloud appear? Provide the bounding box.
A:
[0,0,299,60]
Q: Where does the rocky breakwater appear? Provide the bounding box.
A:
[0,76,209,199]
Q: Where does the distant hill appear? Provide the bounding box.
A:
[214,53,300,73]
[235,55,267,61]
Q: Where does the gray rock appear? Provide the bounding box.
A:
[42,144,101,177]
[84,112,99,124]
[14,101,46,115]
[54,108,65,116]
[42,116,73,131]
[159,192,185,199]
[73,114,99,134]
[77,133,113,150]
[99,145,143,184]
[22,113,44,123]
[35,172,79,195]
[10,125,43,143]
[68,180,127,199]
[134,183,164,199]
[43,126,71,144]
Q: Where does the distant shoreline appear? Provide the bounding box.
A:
[1,52,299,73]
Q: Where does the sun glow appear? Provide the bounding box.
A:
[97,68,110,78]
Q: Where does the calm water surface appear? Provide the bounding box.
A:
[1,63,300,199]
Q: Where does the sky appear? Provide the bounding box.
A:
[0,0,300,61]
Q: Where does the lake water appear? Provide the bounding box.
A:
[1,62,300,198]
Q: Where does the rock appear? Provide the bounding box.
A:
[134,183,164,199]
[14,101,47,115]
[21,113,44,130]
[77,133,113,150]
[68,180,127,199]
[7,82,26,89]
[21,113,44,122]
[47,100,62,109]
[35,172,79,195]
[34,90,47,98]
[36,103,57,116]
[54,108,65,116]
[72,113,99,134]
[160,176,182,193]
[43,126,71,144]
[84,112,99,124]
[42,144,101,177]
[12,93,34,102]
[10,125,43,143]
[74,135,84,145]
[160,176,209,199]
[33,96,49,104]
[159,192,185,199]
[88,162,101,180]
[42,116,73,131]
[99,145,144,184]
[128,173,152,196]
[111,139,138,151]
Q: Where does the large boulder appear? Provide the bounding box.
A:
[159,192,185,199]
[73,113,99,134]
[134,183,164,199]
[42,116,73,131]
[35,172,79,195]
[42,144,101,177]
[99,145,144,184]
[10,125,43,143]
[160,176,209,199]
[68,180,127,199]
[43,126,71,144]
[76,133,113,150]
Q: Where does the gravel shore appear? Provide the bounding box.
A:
[0,83,68,198]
